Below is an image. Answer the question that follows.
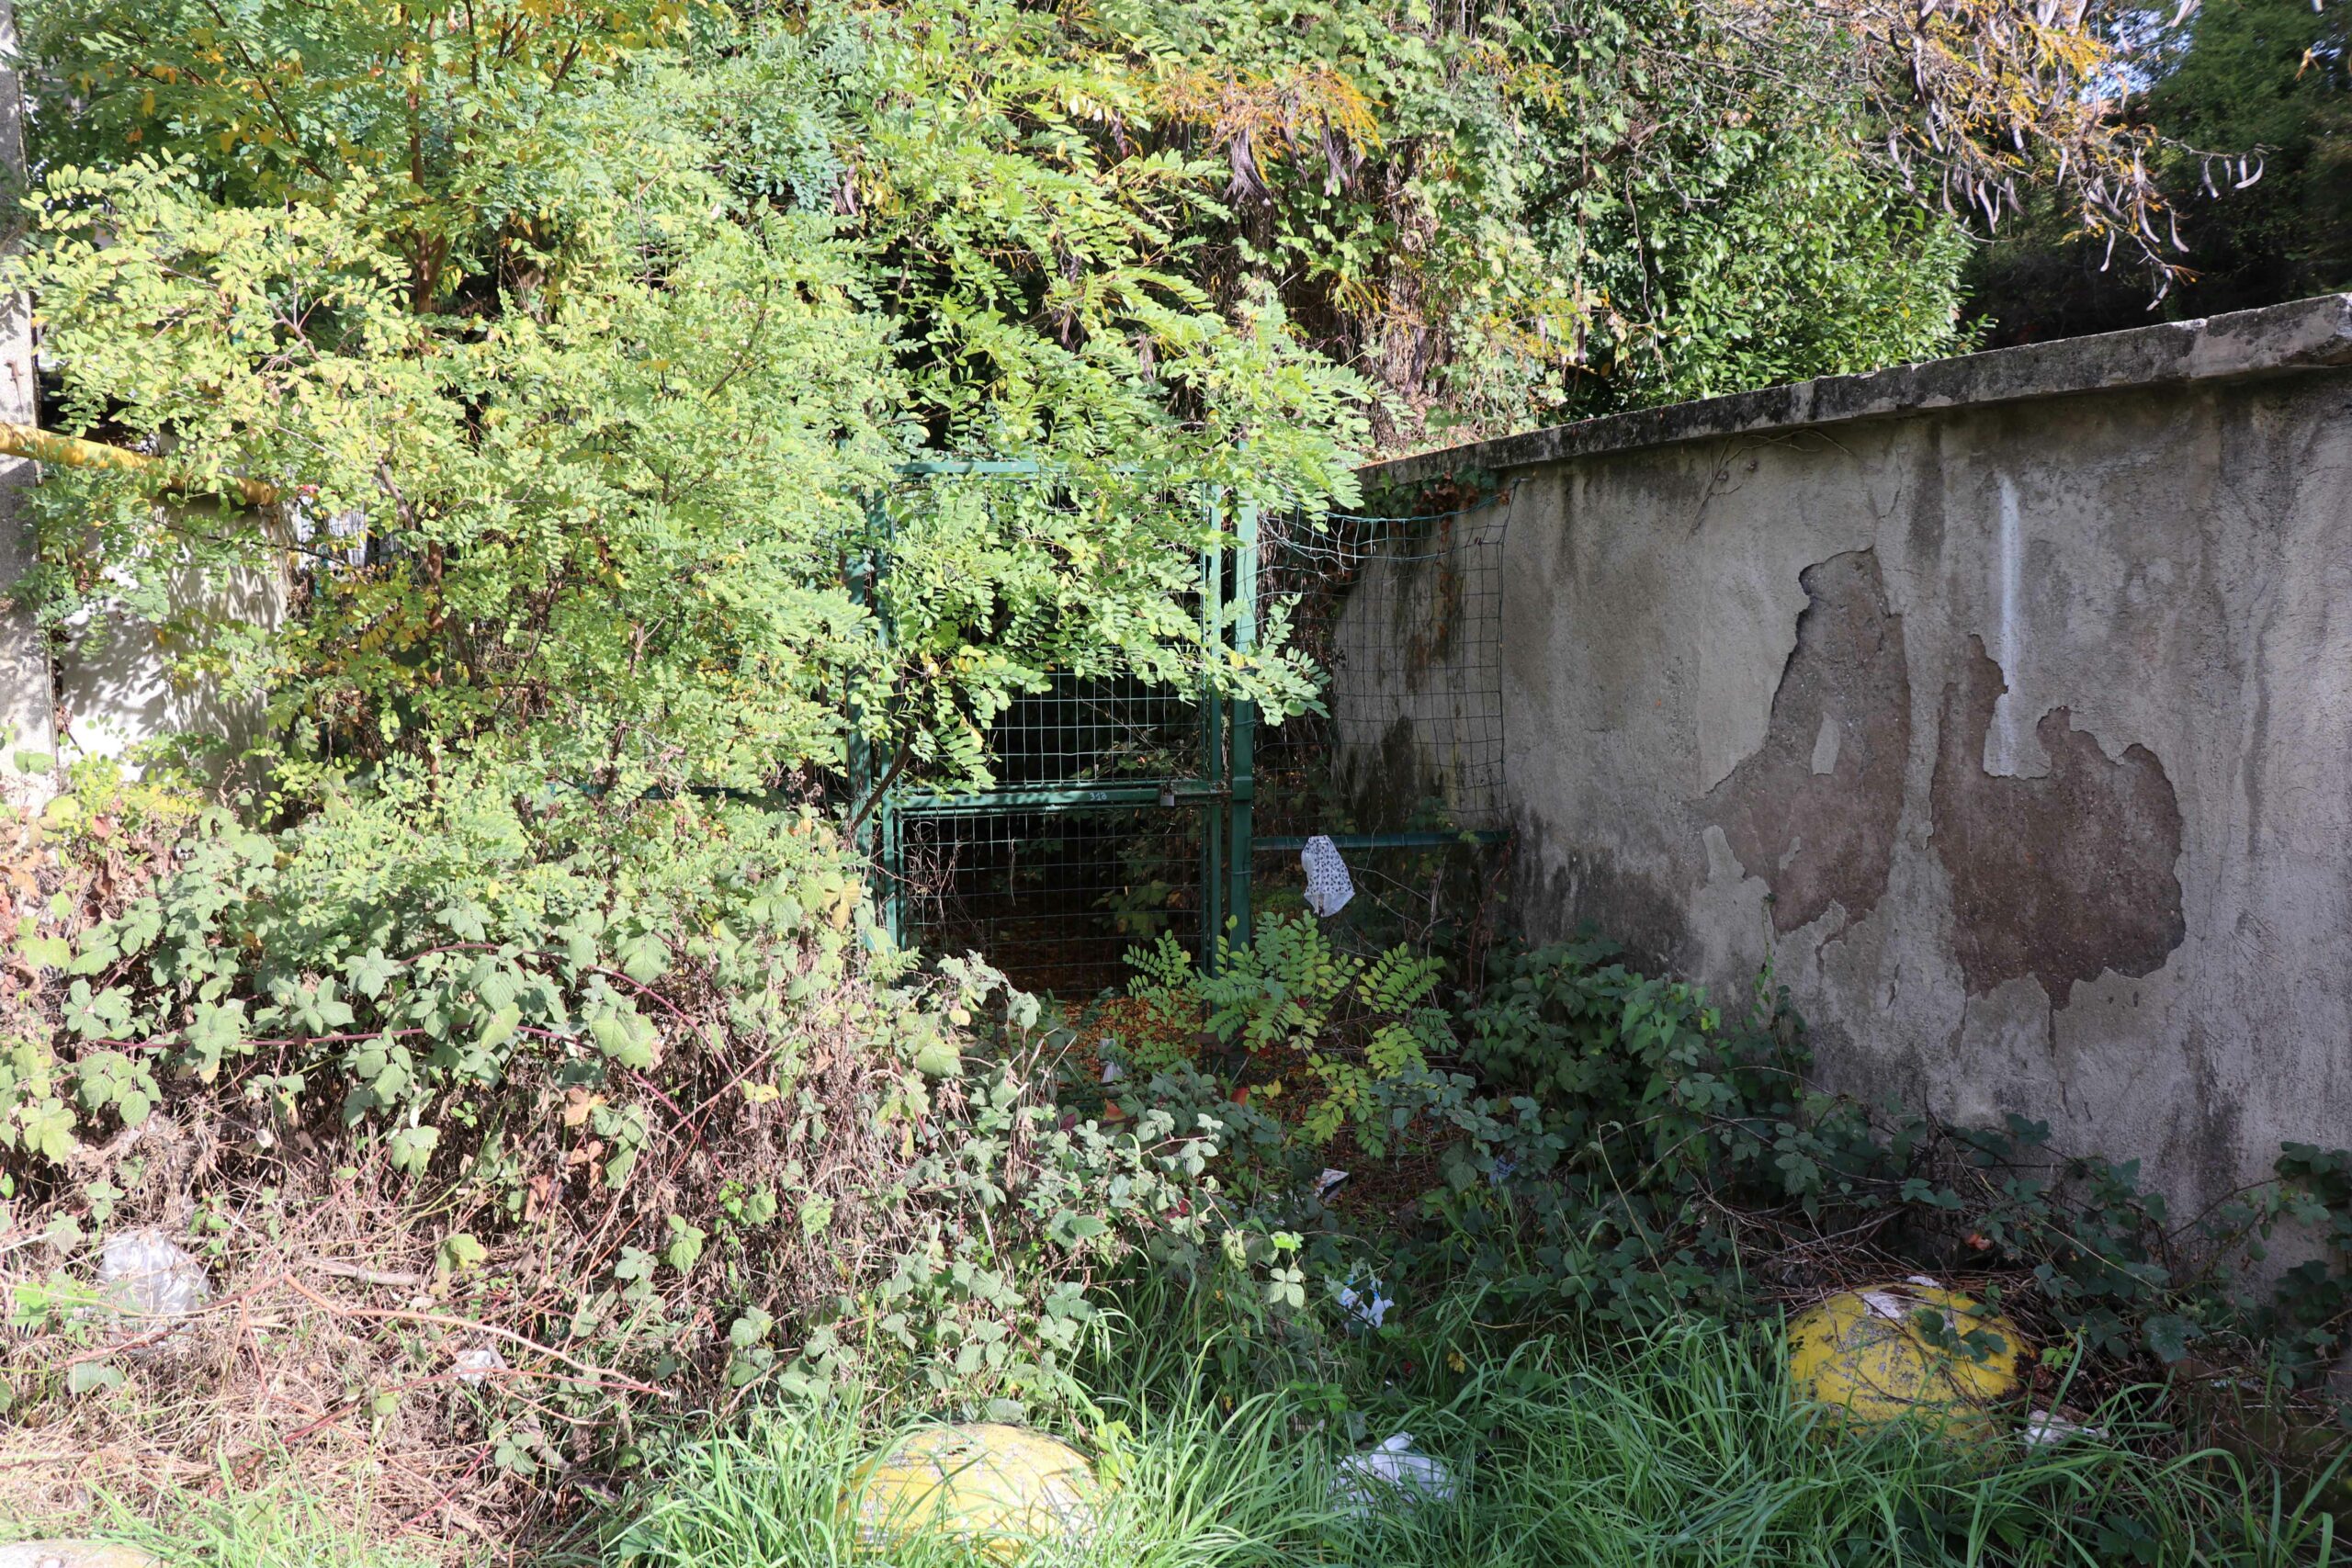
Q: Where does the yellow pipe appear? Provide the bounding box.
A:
[0,422,279,509]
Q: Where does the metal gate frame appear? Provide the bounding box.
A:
[851,460,1258,972]
[850,462,1518,987]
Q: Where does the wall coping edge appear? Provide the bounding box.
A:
[1360,293,2352,490]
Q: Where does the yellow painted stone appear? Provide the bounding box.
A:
[1787,1280,2024,1438]
[844,1422,1096,1560]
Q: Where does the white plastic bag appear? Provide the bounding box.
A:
[96,1231,211,1320]
[1301,836,1354,919]
[1336,1275,1392,1330]
[1335,1433,1458,1514]
[2023,1410,2107,1448]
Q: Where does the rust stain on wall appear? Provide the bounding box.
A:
[1709,550,1910,934]
[1930,637,2186,1003]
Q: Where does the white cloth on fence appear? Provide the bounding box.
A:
[1301,835,1354,919]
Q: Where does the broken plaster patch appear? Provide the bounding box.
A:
[1930,636,2186,1004]
[1706,550,1911,935]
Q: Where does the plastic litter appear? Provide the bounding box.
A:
[1301,836,1355,919]
[1336,1274,1392,1330]
[1315,1168,1350,1201]
[2023,1410,2107,1448]
[1858,1289,1919,1323]
[1335,1433,1458,1514]
[843,1423,1096,1561]
[452,1347,507,1385]
[1099,1058,1125,1085]
[96,1231,211,1321]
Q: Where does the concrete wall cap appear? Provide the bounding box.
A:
[1363,292,2352,489]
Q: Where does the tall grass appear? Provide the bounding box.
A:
[46,1481,452,1568]
[600,1307,2340,1568]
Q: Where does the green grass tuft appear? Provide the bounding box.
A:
[597,1312,2343,1568]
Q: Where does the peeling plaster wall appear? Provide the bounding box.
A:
[1355,295,2352,1213]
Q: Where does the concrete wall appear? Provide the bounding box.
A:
[1356,294,2352,1211]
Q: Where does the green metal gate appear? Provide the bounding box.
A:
[850,462,1521,993]
[852,461,1257,993]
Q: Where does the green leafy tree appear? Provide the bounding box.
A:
[1968,0,2352,344]
[10,0,2237,788]
[13,0,1366,795]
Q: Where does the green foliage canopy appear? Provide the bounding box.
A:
[14,0,1366,793]
[13,0,2206,785]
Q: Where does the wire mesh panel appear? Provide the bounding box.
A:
[977,671,1202,789]
[873,467,1216,797]
[894,806,1205,996]
[861,465,1247,993]
[865,467,1514,991]
[1256,493,1511,837]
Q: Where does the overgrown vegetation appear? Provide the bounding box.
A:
[9,759,2352,1551]
[4,0,2345,1559]
[604,1304,2346,1568]
[2,761,1263,1524]
[1106,923,2352,1390]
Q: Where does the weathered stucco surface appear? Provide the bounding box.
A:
[1355,295,2352,1213]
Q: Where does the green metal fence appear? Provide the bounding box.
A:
[852,462,1515,995]
[1243,494,1514,957]
[851,462,1257,993]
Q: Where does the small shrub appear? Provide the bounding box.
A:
[1125,915,1454,1151]
[0,761,1284,1519]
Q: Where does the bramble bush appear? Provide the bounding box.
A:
[1115,919,2352,1412]
[1436,944,2352,1408]
[0,764,1309,1465]
[15,761,2352,1390]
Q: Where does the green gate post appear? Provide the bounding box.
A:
[1199,484,1227,972]
[851,488,906,944]
[880,798,907,951]
[1226,497,1257,950]
[848,492,881,850]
